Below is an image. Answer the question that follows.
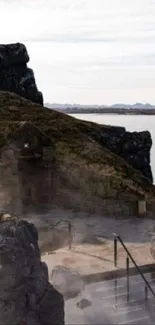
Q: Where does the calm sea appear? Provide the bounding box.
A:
[69,114,155,183]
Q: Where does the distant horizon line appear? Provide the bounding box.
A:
[45,102,155,107]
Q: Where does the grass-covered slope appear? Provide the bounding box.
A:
[0,90,155,205]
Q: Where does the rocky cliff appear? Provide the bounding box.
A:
[0,43,152,182]
[0,43,43,105]
[0,91,154,217]
[84,124,153,183]
[0,213,64,325]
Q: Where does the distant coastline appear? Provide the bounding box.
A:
[48,107,155,115]
[64,108,155,115]
[45,103,155,115]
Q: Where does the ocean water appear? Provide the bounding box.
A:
[69,114,155,183]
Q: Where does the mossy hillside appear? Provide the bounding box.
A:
[54,137,155,200]
[0,90,154,201]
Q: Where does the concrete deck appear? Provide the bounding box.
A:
[65,272,155,324]
[42,240,154,278]
[38,212,155,324]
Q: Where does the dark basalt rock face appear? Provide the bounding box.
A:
[91,125,153,183]
[0,43,43,105]
[0,213,64,325]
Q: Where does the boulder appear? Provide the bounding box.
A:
[77,298,92,309]
[0,213,64,325]
[51,265,85,299]
[0,43,43,105]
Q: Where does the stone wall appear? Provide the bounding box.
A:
[0,134,151,217]
[146,198,155,218]
[52,162,139,217]
[19,160,54,213]
[52,190,138,217]
[0,142,54,215]
[0,43,43,105]
[0,144,22,214]
[0,143,139,217]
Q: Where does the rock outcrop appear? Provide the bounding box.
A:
[89,125,153,183]
[0,43,43,105]
[0,91,155,217]
[0,213,64,325]
[0,43,151,182]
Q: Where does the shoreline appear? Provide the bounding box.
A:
[51,111,155,116]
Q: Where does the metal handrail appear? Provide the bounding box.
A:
[113,232,155,299]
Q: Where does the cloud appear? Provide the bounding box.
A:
[1,0,155,44]
[0,0,155,104]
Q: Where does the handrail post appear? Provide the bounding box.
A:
[114,235,118,267]
[113,233,155,299]
[126,256,130,302]
[145,285,148,302]
[114,278,118,306]
[68,221,72,250]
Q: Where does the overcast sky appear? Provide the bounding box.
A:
[0,0,155,104]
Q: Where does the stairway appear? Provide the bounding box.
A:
[65,270,155,324]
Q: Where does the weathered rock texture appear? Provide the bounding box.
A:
[0,121,55,214]
[0,43,43,105]
[0,214,64,325]
[89,125,153,183]
[0,91,155,217]
[0,43,151,182]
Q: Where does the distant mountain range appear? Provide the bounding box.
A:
[45,102,155,110]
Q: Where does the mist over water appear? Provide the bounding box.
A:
[69,114,155,183]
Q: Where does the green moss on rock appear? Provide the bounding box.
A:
[0,90,154,205]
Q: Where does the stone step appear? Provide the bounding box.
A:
[85,271,155,291]
[84,286,155,308]
[85,272,155,300]
[109,307,150,324]
[65,271,155,324]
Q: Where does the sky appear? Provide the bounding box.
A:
[0,0,155,105]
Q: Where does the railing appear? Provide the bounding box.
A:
[113,233,155,303]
